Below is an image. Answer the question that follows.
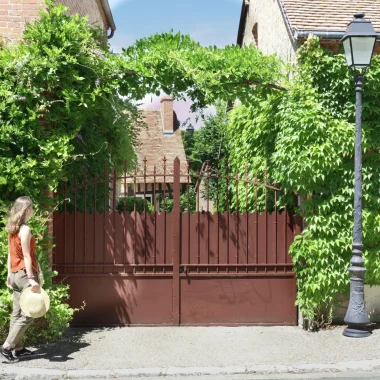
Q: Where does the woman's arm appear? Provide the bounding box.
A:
[7,249,11,276]
[20,225,40,292]
[6,248,11,288]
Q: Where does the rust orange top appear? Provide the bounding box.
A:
[8,232,38,273]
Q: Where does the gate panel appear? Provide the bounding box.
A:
[178,208,298,325]
[64,276,173,326]
[180,277,296,325]
[53,158,301,326]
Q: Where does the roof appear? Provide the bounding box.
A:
[237,0,250,46]
[99,0,116,37]
[280,0,380,33]
[134,109,188,183]
[237,0,380,46]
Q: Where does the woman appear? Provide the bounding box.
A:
[1,196,40,363]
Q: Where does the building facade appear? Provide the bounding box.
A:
[237,0,380,64]
[0,0,115,44]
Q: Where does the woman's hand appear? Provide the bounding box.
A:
[28,279,40,293]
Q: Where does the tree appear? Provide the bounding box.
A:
[182,101,229,173]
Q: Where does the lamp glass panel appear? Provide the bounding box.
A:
[343,38,353,67]
[351,37,376,68]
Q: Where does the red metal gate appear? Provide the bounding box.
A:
[53,158,302,326]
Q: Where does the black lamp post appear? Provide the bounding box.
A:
[341,13,377,338]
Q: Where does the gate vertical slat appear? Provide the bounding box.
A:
[275,191,277,273]
[103,163,106,273]
[245,164,249,269]
[187,160,190,267]
[113,167,117,274]
[284,207,287,273]
[123,161,126,273]
[226,161,229,274]
[153,165,157,270]
[235,168,238,269]
[133,164,137,270]
[93,174,97,268]
[84,169,87,274]
[216,168,220,273]
[255,176,258,273]
[264,172,268,273]
[74,177,77,274]
[172,157,181,325]
[206,161,210,271]
[196,167,200,272]
[163,157,167,271]
[144,158,147,270]
[64,182,67,275]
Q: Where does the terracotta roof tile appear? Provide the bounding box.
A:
[281,0,380,32]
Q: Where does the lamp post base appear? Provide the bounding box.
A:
[343,326,371,338]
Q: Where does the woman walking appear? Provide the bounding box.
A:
[1,196,40,363]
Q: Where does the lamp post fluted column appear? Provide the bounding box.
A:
[343,74,371,338]
[341,12,376,338]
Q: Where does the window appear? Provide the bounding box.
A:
[252,23,258,46]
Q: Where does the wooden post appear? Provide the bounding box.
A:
[172,157,181,325]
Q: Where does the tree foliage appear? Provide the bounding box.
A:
[182,101,229,173]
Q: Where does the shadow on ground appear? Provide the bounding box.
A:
[14,327,114,364]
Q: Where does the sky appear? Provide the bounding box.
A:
[108,0,243,128]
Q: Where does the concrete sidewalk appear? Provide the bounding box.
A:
[2,325,380,379]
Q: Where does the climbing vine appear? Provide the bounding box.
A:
[227,36,380,321]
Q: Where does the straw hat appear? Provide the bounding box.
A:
[20,287,50,318]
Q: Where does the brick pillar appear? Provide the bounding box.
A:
[160,96,174,134]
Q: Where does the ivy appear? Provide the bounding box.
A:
[226,36,380,321]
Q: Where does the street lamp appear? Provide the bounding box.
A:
[186,124,195,137]
[341,13,377,338]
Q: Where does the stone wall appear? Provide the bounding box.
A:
[241,0,296,65]
[56,0,108,31]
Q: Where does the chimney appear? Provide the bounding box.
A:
[160,96,174,134]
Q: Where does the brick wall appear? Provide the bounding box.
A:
[0,0,45,44]
[0,0,108,44]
